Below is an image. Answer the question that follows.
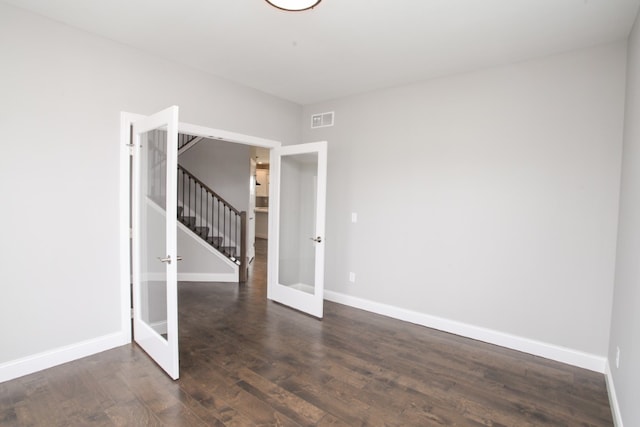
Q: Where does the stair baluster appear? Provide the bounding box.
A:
[177,164,247,281]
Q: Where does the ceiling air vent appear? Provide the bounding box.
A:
[311,111,334,129]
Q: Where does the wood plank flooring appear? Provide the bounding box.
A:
[0,239,613,426]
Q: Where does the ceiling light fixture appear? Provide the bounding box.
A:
[265,0,322,12]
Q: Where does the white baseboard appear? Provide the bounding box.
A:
[178,273,237,282]
[0,332,128,383]
[605,361,624,426]
[324,290,606,373]
[149,320,168,336]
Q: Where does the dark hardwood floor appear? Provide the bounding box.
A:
[0,239,613,426]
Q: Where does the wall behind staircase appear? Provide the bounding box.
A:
[178,138,251,214]
[0,1,301,372]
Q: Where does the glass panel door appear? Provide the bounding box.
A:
[131,106,180,379]
[268,142,327,318]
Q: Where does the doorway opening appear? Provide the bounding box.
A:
[120,109,327,380]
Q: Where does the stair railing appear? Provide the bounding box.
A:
[178,133,198,151]
[178,165,248,282]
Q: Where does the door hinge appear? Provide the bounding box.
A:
[128,124,134,155]
[130,308,134,319]
[129,228,133,239]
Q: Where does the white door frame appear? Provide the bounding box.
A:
[119,112,281,343]
[248,157,257,262]
[267,141,328,318]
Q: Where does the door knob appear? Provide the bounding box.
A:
[158,255,183,264]
[310,236,322,243]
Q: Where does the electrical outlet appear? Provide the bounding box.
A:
[351,212,358,223]
[616,346,620,368]
[349,272,356,283]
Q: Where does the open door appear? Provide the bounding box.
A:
[268,141,327,318]
[131,106,180,379]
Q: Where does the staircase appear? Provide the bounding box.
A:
[178,133,204,155]
[148,131,248,282]
[177,164,247,275]
[146,130,248,282]
[178,207,239,259]
[177,134,247,281]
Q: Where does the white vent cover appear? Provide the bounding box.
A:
[311,111,334,129]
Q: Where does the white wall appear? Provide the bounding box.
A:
[255,211,269,239]
[178,138,251,213]
[177,222,237,282]
[0,2,300,368]
[608,9,640,427]
[302,43,626,360]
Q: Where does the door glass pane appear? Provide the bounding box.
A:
[278,152,318,294]
[140,129,168,340]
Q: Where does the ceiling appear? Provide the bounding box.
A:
[5,0,640,105]
[251,147,271,166]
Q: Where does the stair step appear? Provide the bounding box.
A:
[206,236,223,246]
[179,216,196,228]
[220,246,237,257]
[177,211,237,264]
[194,226,209,238]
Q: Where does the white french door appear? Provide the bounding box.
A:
[268,141,327,318]
[131,106,180,379]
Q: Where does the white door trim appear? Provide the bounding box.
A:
[119,112,281,344]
